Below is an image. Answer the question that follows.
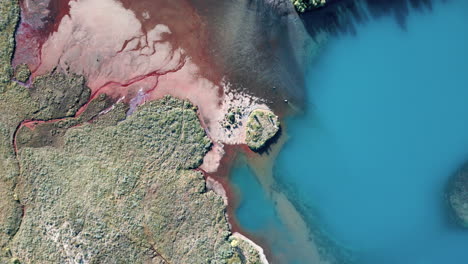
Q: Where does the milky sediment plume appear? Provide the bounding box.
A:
[18,0,271,172]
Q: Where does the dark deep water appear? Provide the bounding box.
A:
[232,0,468,263]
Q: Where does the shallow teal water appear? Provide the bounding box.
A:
[232,164,303,263]
[232,0,468,263]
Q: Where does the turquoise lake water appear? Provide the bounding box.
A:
[232,0,468,263]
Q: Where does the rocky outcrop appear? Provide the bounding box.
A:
[245,109,280,151]
[448,163,468,227]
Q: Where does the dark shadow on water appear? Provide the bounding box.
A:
[254,125,283,155]
[292,0,439,123]
[187,0,442,116]
[300,0,436,39]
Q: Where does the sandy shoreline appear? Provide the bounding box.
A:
[205,174,272,264]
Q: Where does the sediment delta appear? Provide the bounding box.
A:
[0,0,268,262]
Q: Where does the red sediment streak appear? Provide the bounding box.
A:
[12,117,84,156]
[12,0,203,157]
[118,0,222,85]
[22,0,222,120]
[12,122,23,156]
[86,55,186,103]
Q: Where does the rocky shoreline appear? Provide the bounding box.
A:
[245,109,280,151]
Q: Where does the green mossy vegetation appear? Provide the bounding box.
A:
[222,107,243,131]
[13,64,30,83]
[11,96,260,263]
[29,71,91,120]
[0,1,31,259]
[245,109,280,151]
[0,0,19,86]
[291,0,326,13]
